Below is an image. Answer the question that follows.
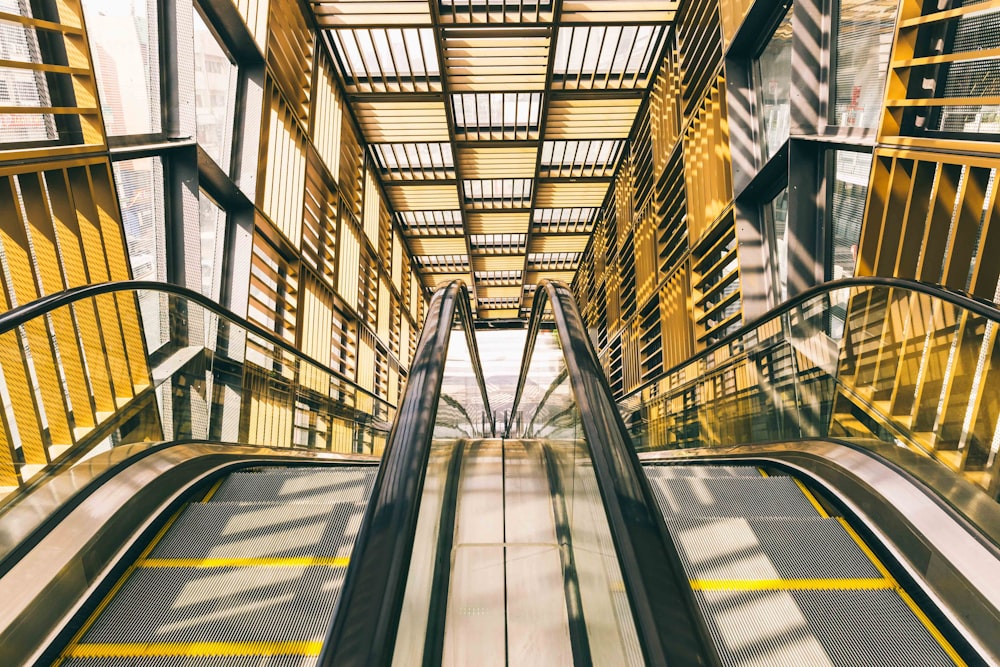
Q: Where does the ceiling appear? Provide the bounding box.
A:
[308,0,676,319]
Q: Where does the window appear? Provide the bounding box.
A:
[753,7,793,162]
[199,192,227,300]
[81,0,161,137]
[829,150,871,279]
[831,0,895,129]
[193,9,239,172]
[112,157,168,350]
[767,188,790,301]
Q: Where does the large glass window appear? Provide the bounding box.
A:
[81,0,161,137]
[754,7,793,162]
[193,9,239,172]
[113,157,168,350]
[199,191,227,300]
[768,187,790,301]
[830,150,871,279]
[832,0,895,129]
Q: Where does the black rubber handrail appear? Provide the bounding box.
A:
[0,279,390,406]
[319,279,493,667]
[507,280,714,667]
[618,276,1000,404]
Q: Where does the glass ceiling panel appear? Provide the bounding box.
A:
[371,142,455,180]
[532,208,600,234]
[330,28,440,91]
[452,92,543,140]
[475,270,523,285]
[414,254,471,272]
[397,210,464,235]
[478,296,521,308]
[540,140,624,178]
[527,252,582,270]
[439,0,554,23]
[463,178,534,208]
[470,233,528,254]
[552,25,665,89]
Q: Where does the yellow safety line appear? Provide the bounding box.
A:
[57,509,185,663]
[895,586,967,666]
[836,517,965,666]
[793,478,830,517]
[141,556,350,568]
[836,517,894,580]
[66,640,323,658]
[201,477,225,502]
[689,578,894,591]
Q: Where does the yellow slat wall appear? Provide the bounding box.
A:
[43,168,117,415]
[261,83,307,249]
[16,173,94,433]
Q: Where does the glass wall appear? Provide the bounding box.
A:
[831,0,895,129]
[754,7,793,162]
[829,150,870,280]
[81,0,161,136]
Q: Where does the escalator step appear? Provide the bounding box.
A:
[694,588,957,667]
[73,566,344,647]
[61,658,316,667]
[664,517,883,581]
[643,465,766,478]
[211,467,376,504]
[149,501,365,560]
[646,476,820,518]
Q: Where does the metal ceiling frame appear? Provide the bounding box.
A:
[310,0,676,319]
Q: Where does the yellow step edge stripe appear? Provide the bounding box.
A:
[793,478,830,517]
[57,509,187,664]
[836,517,893,580]
[67,641,322,658]
[835,518,966,666]
[689,578,894,591]
[201,477,226,502]
[141,556,351,568]
[895,586,967,666]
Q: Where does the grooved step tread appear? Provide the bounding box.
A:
[150,502,366,560]
[695,588,957,667]
[212,468,377,504]
[75,566,345,647]
[646,475,821,518]
[664,517,883,581]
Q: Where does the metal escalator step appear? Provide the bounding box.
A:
[694,588,956,667]
[211,467,376,504]
[77,566,344,646]
[664,517,883,580]
[61,658,317,667]
[149,501,366,560]
[646,476,820,518]
[644,465,766,478]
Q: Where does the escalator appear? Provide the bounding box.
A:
[643,463,959,666]
[58,465,376,665]
[1,278,999,666]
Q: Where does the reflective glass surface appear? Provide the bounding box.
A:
[511,329,644,665]
[81,0,161,136]
[193,10,239,172]
[754,7,793,162]
[0,287,394,511]
[620,282,1000,502]
[830,151,870,280]
[832,0,895,129]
